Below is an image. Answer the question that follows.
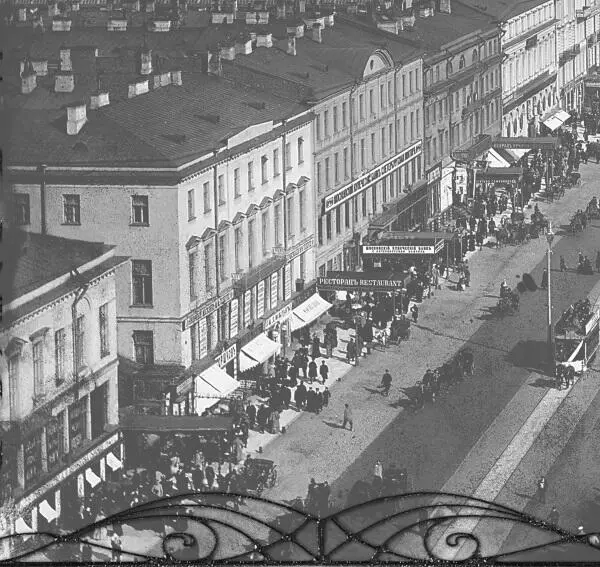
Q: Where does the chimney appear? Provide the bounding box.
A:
[128,78,149,97]
[287,34,296,56]
[140,48,152,75]
[206,50,223,76]
[66,103,87,135]
[52,18,72,31]
[55,72,75,92]
[256,31,273,48]
[437,0,451,13]
[220,43,236,60]
[311,22,322,42]
[18,8,27,21]
[90,91,110,109]
[146,0,155,11]
[21,71,37,94]
[235,36,253,55]
[71,0,80,11]
[171,70,183,85]
[48,3,60,16]
[299,0,306,13]
[59,47,72,71]
[32,60,49,76]
[276,0,286,19]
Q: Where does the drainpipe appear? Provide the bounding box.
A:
[39,164,47,235]
[349,81,359,269]
[212,150,222,343]
[71,271,89,399]
[281,119,289,281]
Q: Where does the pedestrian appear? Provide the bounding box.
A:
[560,256,567,272]
[381,369,392,396]
[110,529,122,562]
[534,476,547,504]
[374,460,383,480]
[324,333,333,358]
[346,338,357,365]
[319,360,329,384]
[295,381,307,410]
[308,359,318,382]
[547,506,559,526]
[464,267,471,287]
[322,387,331,407]
[342,403,353,431]
[541,268,548,289]
[315,390,323,414]
[311,335,321,360]
[410,304,419,324]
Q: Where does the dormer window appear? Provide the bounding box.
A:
[446,61,453,76]
[472,49,479,63]
[459,55,466,70]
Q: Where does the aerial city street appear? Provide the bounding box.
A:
[4,0,600,561]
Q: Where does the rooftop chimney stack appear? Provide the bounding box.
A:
[171,70,183,85]
[276,0,286,19]
[140,48,153,75]
[59,47,72,71]
[437,0,451,13]
[287,34,296,55]
[299,0,306,13]
[206,50,223,76]
[66,103,87,135]
[90,91,110,109]
[21,70,37,94]
[312,22,322,42]
[55,72,75,92]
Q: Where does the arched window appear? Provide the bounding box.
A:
[472,48,479,63]
[425,68,433,86]
[446,61,453,75]
[459,55,465,69]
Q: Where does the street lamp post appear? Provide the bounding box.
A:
[546,224,555,371]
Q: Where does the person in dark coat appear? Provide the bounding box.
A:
[323,333,333,358]
[308,359,318,382]
[315,391,324,414]
[205,465,216,489]
[256,404,268,433]
[541,268,548,289]
[307,388,317,412]
[362,321,374,354]
[322,387,331,407]
[311,335,321,360]
[299,352,308,379]
[246,403,257,429]
[319,361,329,384]
[281,386,292,409]
[295,382,307,410]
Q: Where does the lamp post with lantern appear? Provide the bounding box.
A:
[546,223,555,370]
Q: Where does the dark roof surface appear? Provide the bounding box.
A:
[1,230,114,301]
[454,0,550,21]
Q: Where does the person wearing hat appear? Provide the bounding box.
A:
[547,506,559,526]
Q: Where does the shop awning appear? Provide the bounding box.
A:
[120,413,235,433]
[289,293,332,332]
[479,167,523,182]
[39,500,58,522]
[543,109,570,131]
[106,451,123,471]
[239,334,281,372]
[15,518,33,534]
[485,148,512,168]
[85,468,101,488]
[194,365,240,415]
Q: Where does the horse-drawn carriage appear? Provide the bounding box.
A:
[239,458,278,496]
[586,197,600,220]
[530,210,549,236]
[496,285,520,316]
[569,210,587,233]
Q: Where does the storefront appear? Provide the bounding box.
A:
[193,363,240,416]
[478,167,523,198]
[584,73,600,115]
[13,431,124,534]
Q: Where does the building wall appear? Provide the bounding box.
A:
[314,54,424,274]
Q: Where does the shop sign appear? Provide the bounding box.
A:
[525,35,538,49]
[284,264,292,300]
[454,166,467,195]
[216,344,237,368]
[272,246,286,258]
[257,280,265,318]
[182,289,235,331]
[286,234,314,261]
[19,433,121,510]
[427,165,441,183]
[271,272,279,308]
[243,290,251,327]
[199,318,208,359]
[362,245,435,255]
[263,303,293,330]
[585,80,600,88]
[176,376,193,396]
[317,275,405,291]
[230,298,239,338]
[323,141,422,213]
[492,137,558,150]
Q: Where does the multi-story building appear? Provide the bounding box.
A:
[0,231,127,549]
[4,33,315,412]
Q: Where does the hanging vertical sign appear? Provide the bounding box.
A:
[244,290,251,327]
[230,298,239,338]
[77,474,85,499]
[257,280,265,318]
[199,318,208,359]
[271,272,279,308]
[284,264,292,300]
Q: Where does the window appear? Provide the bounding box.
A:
[274,203,281,245]
[402,74,406,97]
[99,302,110,358]
[359,94,365,120]
[333,106,338,132]
[380,84,385,108]
[189,250,198,300]
[369,89,374,114]
[409,71,414,92]
[299,189,306,231]
[325,157,330,188]
[273,150,280,177]
[203,182,211,213]
[342,102,348,127]
[316,162,322,191]
[204,242,213,289]
[371,132,376,162]
[285,143,292,169]
[345,201,350,228]
[261,156,268,184]
[318,216,323,245]
[247,162,255,190]
[335,207,341,234]
[324,110,329,137]
[362,192,367,217]
[343,147,349,179]
[234,227,242,271]
[334,152,340,183]
[316,114,321,139]
[131,195,149,225]
[447,61,453,75]
[248,219,255,268]
[472,48,478,63]
[261,211,269,253]
[218,174,225,203]
[187,189,195,219]
[46,412,65,471]
[68,396,87,452]
[234,168,241,197]
[459,55,466,69]
[132,260,153,306]
[372,184,377,213]
[389,123,393,153]
[218,235,226,281]
[14,193,30,225]
[416,109,421,136]
[388,81,393,105]
[326,213,332,240]
[410,112,415,140]
[24,432,42,488]
[286,196,294,237]
[360,139,365,169]
[74,315,85,370]
[381,127,386,156]
[63,194,80,225]
[297,138,304,164]
[403,116,408,143]
[33,341,44,397]
[54,329,66,384]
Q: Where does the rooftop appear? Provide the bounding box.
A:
[2,230,114,302]
[454,0,551,21]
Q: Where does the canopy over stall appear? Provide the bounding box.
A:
[194,364,240,415]
[542,109,570,132]
[289,293,332,332]
[479,167,523,186]
[239,333,281,372]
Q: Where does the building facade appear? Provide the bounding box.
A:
[0,232,126,550]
